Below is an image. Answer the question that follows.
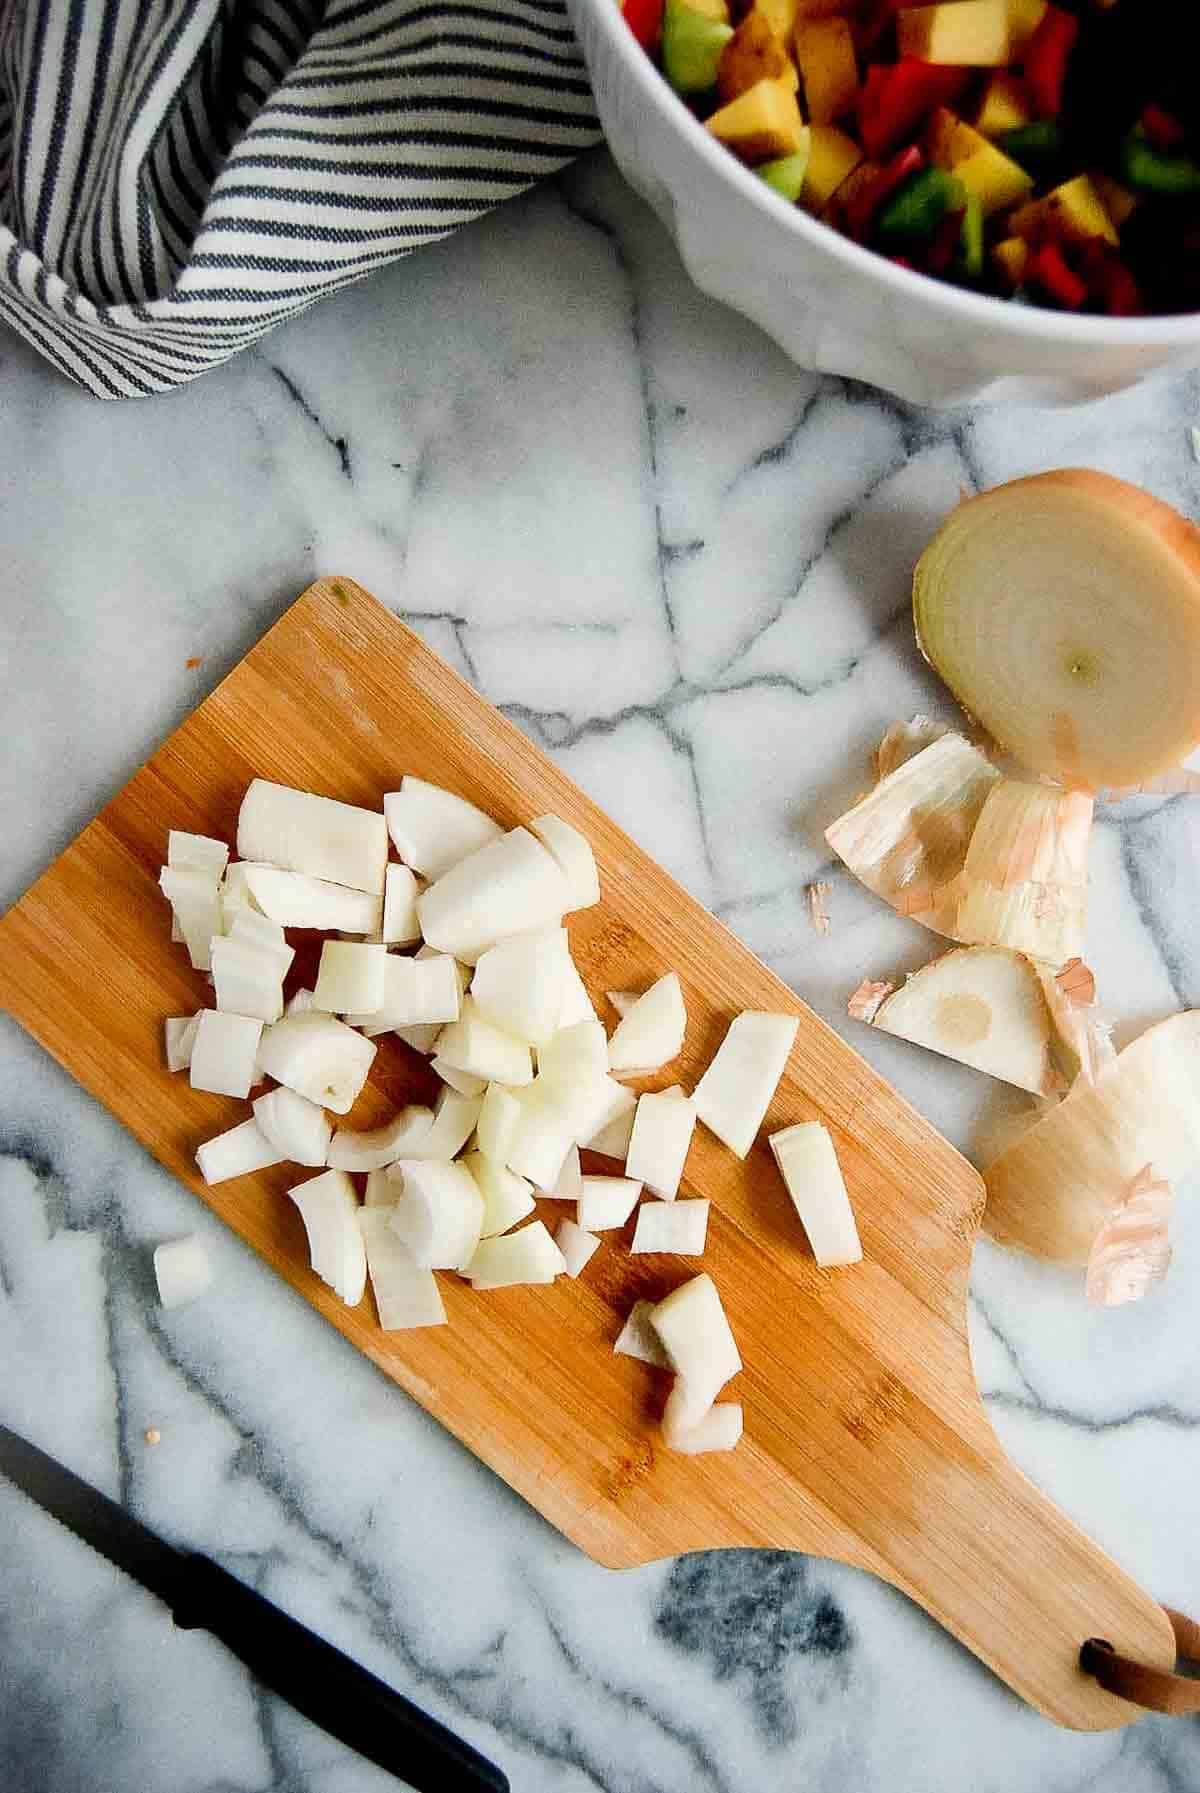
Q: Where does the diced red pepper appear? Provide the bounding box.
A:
[1076,241,1144,317]
[887,256,917,271]
[925,205,965,275]
[621,0,663,52]
[1028,242,1087,309]
[1022,7,1078,120]
[843,144,924,240]
[1140,105,1187,154]
[858,59,969,160]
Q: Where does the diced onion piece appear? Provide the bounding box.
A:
[237,779,388,895]
[431,1058,488,1098]
[1085,1166,1173,1308]
[613,1300,671,1368]
[825,733,1000,936]
[313,940,387,1015]
[955,781,1092,965]
[383,777,503,880]
[388,1160,484,1270]
[168,830,229,877]
[240,864,382,934]
[913,471,1200,791]
[346,953,462,1032]
[504,1084,578,1188]
[529,814,600,909]
[663,1399,743,1455]
[863,946,1074,1095]
[220,861,259,922]
[538,1020,609,1087]
[626,1089,697,1200]
[397,1086,483,1161]
[469,929,570,1045]
[555,1218,601,1278]
[576,1175,643,1231]
[875,715,949,780]
[557,955,598,1026]
[363,1167,393,1206]
[607,973,686,1075]
[196,1117,282,1185]
[159,866,222,972]
[154,1235,213,1310]
[607,991,637,1019]
[631,1198,709,1256]
[584,1083,638,1160]
[434,996,534,1086]
[558,1073,632,1151]
[462,1150,536,1237]
[649,1274,741,1430]
[228,910,292,962]
[253,1086,331,1166]
[693,1012,797,1159]
[418,827,569,963]
[984,1011,1200,1263]
[287,1168,366,1304]
[476,1083,523,1165]
[256,1013,376,1114]
[768,1122,862,1267]
[328,1104,433,1171]
[359,1211,448,1329]
[381,863,422,946]
[210,937,285,1023]
[465,1219,567,1289]
[164,1013,201,1074]
[542,1143,582,1200]
[395,1022,442,1055]
[189,1010,263,1099]
[285,986,317,1018]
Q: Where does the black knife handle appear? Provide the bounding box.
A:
[171,1552,508,1793]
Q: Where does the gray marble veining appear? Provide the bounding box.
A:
[3,148,1200,1793]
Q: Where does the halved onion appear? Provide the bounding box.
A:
[914,471,1200,791]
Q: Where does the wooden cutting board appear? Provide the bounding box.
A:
[0,577,1175,1729]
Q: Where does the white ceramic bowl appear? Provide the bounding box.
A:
[565,0,1200,406]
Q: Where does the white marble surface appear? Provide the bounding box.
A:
[4,148,1200,1793]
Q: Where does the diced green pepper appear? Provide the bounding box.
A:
[756,141,812,204]
[662,0,732,97]
[1119,129,1200,197]
[875,167,965,243]
[957,188,984,278]
[997,121,1064,177]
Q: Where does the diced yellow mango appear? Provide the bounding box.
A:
[1009,174,1119,247]
[718,13,797,103]
[801,123,863,209]
[823,156,881,223]
[793,17,857,124]
[897,1,1011,66]
[975,72,1031,138]
[991,236,1030,288]
[926,107,1034,215]
[1006,0,1046,49]
[707,78,806,162]
[751,0,799,41]
[1092,172,1138,228]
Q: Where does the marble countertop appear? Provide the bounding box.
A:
[4,147,1200,1793]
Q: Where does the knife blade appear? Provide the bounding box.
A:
[0,1423,508,1793]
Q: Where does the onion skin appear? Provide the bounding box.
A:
[914,471,1200,792]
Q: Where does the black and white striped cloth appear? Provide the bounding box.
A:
[0,0,600,397]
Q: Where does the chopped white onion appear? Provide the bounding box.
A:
[607,973,687,1076]
[164,1013,201,1074]
[625,1088,697,1200]
[555,1218,601,1278]
[388,1159,484,1270]
[256,1013,376,1114]
[650,1275,741,1433]
[693,1012,798,1159]
[363,1167,393,1206]
[557,955,598,1026]
[469,929,570,1046]
[168,830,229,877]
[606,990,637,1019]
[462,1150,536,1237]
[465,1220,566,1289]
[383,777,503,880]
[584,1083,638,1160]
[529,814,600,909]
[328,1104,433,1171]
[159,865,222,972]
[541,1142,582,1199]
[394,1022,443,1055]
[358,1210,447,1329]
[287,1168,366,1304]
[253,1086,331,1166]
[381,863,422,946]
[219,861,260,922]
[576,1175,643,1231]
[417,827,569,962]
[189,1010,263,1100]
[346,952,462,1033]
[631,1198,709,1256]
[397,1086,483,1161]
[154,1235,214,1310]
[503,1084,578,1188]
[237,779,388,895]
[434,996,534,1086]
[227,909,292,960]
[768,1123,862,1267]
[537,1019,608,1088]
[476,1083,523,1165]
[284,986,317,1018]
[313,940,387,1015]
[196,1117,282,1185]
[664,1399,743,1455]
[209,937,285,1023]
[431,1057,488,1098]
[242,863,383,935]
[613,1300,671,1368]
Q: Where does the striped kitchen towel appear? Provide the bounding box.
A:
[0,0,601,397]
